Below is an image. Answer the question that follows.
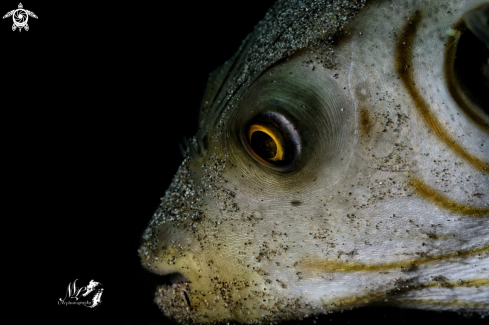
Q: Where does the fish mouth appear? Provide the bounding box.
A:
[143,268,190,287]
[141,268,195,320]
[167,272,188,286]
[146,270,192,291]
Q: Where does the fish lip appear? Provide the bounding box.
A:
[154,280,194,321]
[139,250,197,296]
[141,259,194,284]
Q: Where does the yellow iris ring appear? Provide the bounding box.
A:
[247,124,285,161]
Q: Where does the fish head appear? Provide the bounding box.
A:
[139,0,489,323]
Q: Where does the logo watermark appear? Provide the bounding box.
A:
[59,279,104,309]
[3,3,38,32]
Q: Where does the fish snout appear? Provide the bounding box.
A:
[139,221,199,277]
[139,228,206,320]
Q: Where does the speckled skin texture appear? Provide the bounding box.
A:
[139,0,489,323]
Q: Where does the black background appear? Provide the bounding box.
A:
[2,1,486,324]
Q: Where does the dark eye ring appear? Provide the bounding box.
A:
[242,111,301,169]
[446,4,489,126]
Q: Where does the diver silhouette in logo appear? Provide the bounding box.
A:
[59,279,104,308]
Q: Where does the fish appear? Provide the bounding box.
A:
[139,0,489,323]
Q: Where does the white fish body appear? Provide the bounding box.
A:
[139,0,489,323]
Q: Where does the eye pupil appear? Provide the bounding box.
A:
[242,111,300,169]
[250,131,278,160]
[453,27,489,112]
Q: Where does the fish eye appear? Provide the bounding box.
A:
[242,111,300,169]
[447,4,489,119]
